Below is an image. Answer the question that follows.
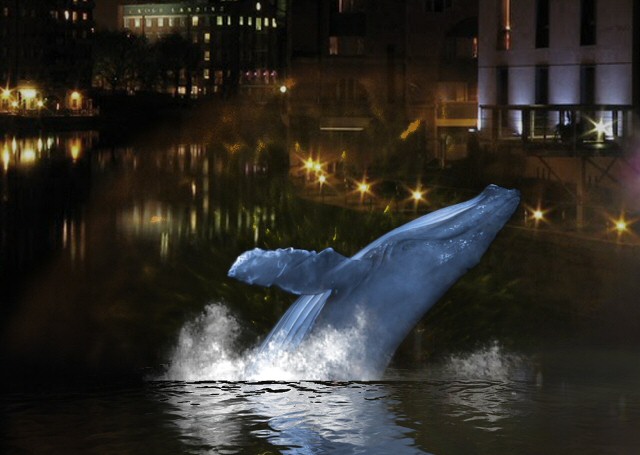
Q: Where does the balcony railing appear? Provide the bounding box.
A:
[435,101,477,127]
[479,104,634,154]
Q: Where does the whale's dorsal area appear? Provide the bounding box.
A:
[228,184,521,375]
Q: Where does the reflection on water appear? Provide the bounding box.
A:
[164,381,425,454]
[3,134,640,453]
[3,347,640,454]
[0,133,95,305]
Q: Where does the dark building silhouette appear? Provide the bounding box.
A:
[287,0,479,169]
[0,0,94,110]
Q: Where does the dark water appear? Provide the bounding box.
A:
[2,134,640,454]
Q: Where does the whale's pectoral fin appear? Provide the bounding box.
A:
[228,247,372,295]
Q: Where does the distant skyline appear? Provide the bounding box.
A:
[94,0,120,30]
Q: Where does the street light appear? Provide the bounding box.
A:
[410,184,426,212]
[615,218,627,233]
[356,178,371,205]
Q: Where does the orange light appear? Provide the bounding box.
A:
[615,219,628,233]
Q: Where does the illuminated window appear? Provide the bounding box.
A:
[248,17,253,26]
[580,0,596,45]
[497,0,511,50]
[82,12,88,20]
[272,18,276,28]
[64,10,70,20]
[168,17,174,26]
[227,16,231,25]
[472,36,478,58]
[146,18,152,27]
[216,16,222,26]
[134,18,141,28]
[158,17,164,27]
[204,50,210,61]
[204,69,210,79]
[256,17,262,30]
[204,32,210,43]
[72,11,77,21]
[256,2,261,11]
[240,16,244,25]
[192,16,198,26]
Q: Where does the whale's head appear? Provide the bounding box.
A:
[429,184,520,242]
[356,184,520,263]
[351,184,520,298]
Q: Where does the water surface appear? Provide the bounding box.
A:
[2,134,640,453]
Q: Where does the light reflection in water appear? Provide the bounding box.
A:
[112,143,281,260]
[0,133,94,170]
[0,132,95,276]
[162,381,427,455]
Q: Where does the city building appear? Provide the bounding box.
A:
[0,0,95,113]
[478,0,640,222]
[478,0,637,148]
[118,0,284,98]
[287,0,479,171]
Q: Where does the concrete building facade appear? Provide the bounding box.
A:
[478,0,637,147]
[478,0,640,221]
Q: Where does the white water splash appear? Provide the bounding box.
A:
[162,303,373,382]
[444,341,531,382]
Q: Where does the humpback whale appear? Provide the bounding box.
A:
[229,184,520,377]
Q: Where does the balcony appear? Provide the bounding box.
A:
[435,101,477,128]
[479,104,634,155]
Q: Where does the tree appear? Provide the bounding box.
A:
[93,31,150,92]
[156,33,199,98]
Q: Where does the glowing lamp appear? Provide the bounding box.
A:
[279,85,287,94]
[20,88,37,100]
[411,190,424,202]
[318,174,327,184]
[594,119,607,135]
[615,219,627,233]
[357,182,370,194]
[532,209,544,221]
